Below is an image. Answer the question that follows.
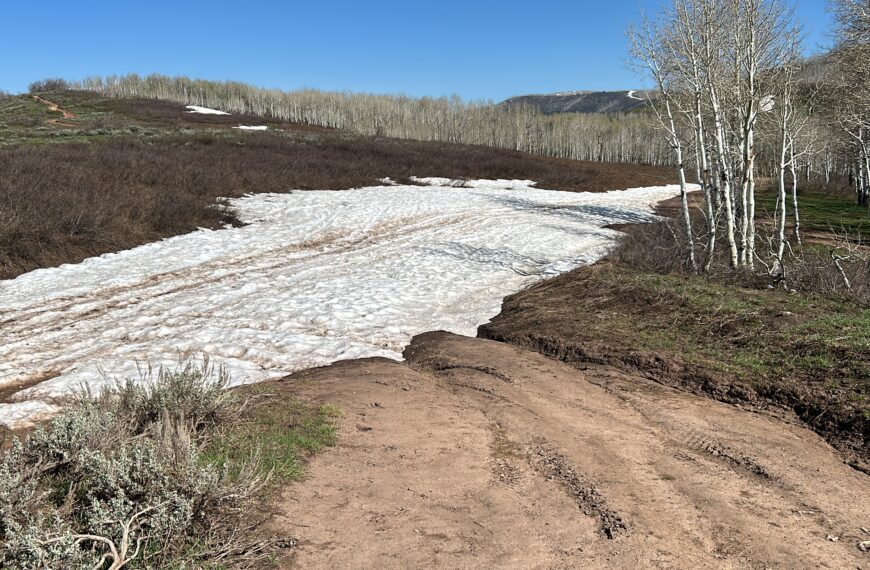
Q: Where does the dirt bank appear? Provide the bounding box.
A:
[264,332,869,569]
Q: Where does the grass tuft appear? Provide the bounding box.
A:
[202,385,339,483]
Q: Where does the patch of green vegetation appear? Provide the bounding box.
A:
[756,188,870,240]
[575,266,870,394]
[202,383,340,483]
[0,94,53,121]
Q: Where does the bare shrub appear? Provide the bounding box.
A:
[611,220,691,274]
[615,218,869,301]
[28,78,69,93]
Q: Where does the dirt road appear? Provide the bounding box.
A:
[265,332,868,569]
[31,95,78,127]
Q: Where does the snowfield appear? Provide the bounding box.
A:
[185,105,230,115]
[0,180,688,428]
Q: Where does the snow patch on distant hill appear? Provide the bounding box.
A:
[502,90,651,115]
[186,105,230,115]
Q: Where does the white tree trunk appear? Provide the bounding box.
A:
[775,127,789,279]
[789,143,802,245]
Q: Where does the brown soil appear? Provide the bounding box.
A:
[598,194,868,466]
[263,332,869,569]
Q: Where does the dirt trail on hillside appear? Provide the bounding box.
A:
[265,332,869,569]
[32,95,78,127]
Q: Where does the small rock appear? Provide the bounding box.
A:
[827,535,839,542]
[859,540,870,552]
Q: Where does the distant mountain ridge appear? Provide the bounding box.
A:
[501,90,652,115]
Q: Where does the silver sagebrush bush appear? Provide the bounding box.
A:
[0,362,263,569]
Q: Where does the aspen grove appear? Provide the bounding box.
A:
[74,75,672,166]
[629,0,870,287]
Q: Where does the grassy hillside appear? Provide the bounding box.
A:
[756,187,870,240]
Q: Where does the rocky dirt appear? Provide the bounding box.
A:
[263,332,869,569]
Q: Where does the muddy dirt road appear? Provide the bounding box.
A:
[265,332,868,569]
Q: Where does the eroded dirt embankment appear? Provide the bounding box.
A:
[479,301,870,474]
[265,332,869,569]
[478,194,869,471]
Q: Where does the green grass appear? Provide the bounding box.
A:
[0,94,54,119]
[502,261,868,414]
[602,268,870,387]
[756,187,870,240]
[202,384,340,483]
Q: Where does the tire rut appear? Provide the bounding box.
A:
[527,440,628,539]
[265,332,870,568]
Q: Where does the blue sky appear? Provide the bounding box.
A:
[1,0,833,101]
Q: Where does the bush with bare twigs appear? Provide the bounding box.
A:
[28,79,69,93]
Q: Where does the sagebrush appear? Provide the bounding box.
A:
[0,363,272,569]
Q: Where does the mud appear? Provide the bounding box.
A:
[264,332,869,569]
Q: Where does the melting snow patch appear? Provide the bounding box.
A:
[0,180,691,428]
[185,105,230,115]
[410,177,536,189]
[234,125,268,131]
[0,400,60,430]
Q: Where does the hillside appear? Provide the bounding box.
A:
[501,90,652,114]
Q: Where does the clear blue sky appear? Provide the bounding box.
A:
[0,0,833,101]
